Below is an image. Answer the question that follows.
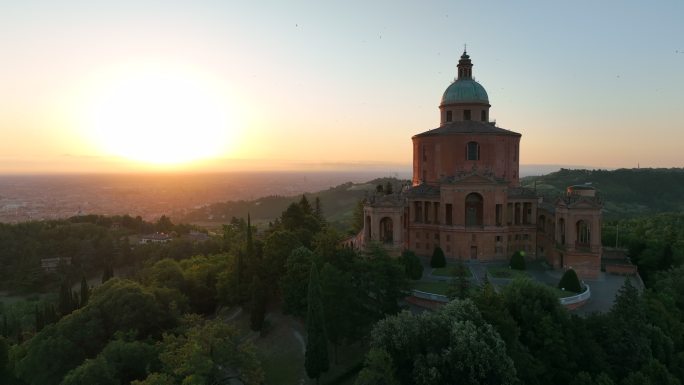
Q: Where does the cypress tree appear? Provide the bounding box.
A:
[34,306,44,332]
[558,268,582,293]
[314,197,324,222]
[246,213,254,260]
[447,262,470,300]
[305,264,329,384]
[58,281,74,316]
[300,195,312,214]
[15,323,23,344]
[80,276,90,307]
[430,246,446,268]
[43,303,56,326]
[509,250,526,270]
[249,275,267,332]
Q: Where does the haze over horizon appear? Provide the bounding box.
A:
[2,1,683,174]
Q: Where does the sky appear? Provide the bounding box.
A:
[1,0,683,174]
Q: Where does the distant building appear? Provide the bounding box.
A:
[360,51,603,279]
[140,233,173,244]
[41,257,72,272]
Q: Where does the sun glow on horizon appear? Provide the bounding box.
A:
[83,65,241,165]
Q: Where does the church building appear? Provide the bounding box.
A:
[361,51,603,279]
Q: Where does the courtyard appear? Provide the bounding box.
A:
[411,257,640,314]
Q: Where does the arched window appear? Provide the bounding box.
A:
[577,220,590,246]
[466,141,480,161]
[558,218,566,245]
[379,217,393,244]
[465,193,483,226]
[446,110,452,122]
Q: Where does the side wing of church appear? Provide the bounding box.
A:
[361,51,602,279]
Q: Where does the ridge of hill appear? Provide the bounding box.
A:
[178,168,684,230]
[522,168,684,219]
[175,177,409,231]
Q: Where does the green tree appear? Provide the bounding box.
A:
[430,246,446,268]
[0,336,8,373]
[58,281,74,317]
[558,268,582,293]
[602,279,660,380]
[361,246,409,316]
[320,263,355,362]
[246,213,254,260]
[502,278,575,384]
[262,231,302,288]
[299,195,313,215]
[155,215,173,233]
[509,250,526,270]
[60,357,118,385]
[35,306,45,332]
[79,276,90,307]
[314,197,324,223]
[131,373,175,385]
[305,264,329,384]
[249,275,267,332]
[148,259,185,291]
[158,318,263,385]
[447,262,470,300]
[100,339,159,384]
[400,250,423,280]
[355,348,399,385]
[360,299,516,385]
[282,247,314,317]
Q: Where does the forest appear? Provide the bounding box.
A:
[2,169,684,384]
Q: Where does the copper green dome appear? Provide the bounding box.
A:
[441,50,489,105]
[441,79,489,105]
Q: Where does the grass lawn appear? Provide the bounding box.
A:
[412,280,450,295]
[431,267,455,277]
[487,266,529,279]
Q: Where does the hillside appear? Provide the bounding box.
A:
[175,177,409,231]
[178,168,684,230]
[522,168,684,219]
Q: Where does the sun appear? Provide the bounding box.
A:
[85,67,237,165]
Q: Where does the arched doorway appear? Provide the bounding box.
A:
[465,193,483,226]
[379,217,393,244]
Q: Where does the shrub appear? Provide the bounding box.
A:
[509,251,526,271]
[558,268,582,293]
[401,251,424,280]
[430,247,446,268]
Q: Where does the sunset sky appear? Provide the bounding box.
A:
[1,1,683,174]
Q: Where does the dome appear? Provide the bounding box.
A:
[441,79,489,105]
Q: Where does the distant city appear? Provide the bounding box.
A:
[0,165,594,223]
